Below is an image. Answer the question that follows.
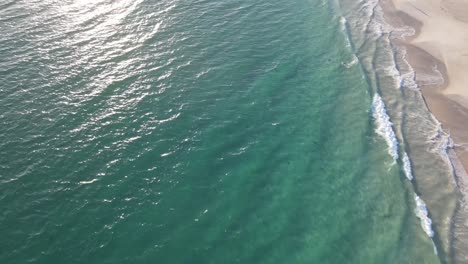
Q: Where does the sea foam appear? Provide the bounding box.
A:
[339,16,347,31]
[402,152,413,181]
[372,94,399,160]
[342,55,358,68]
[339,16,352,48]
[398,48,420,90]
[382,62,402,89]
[414,194,434,238]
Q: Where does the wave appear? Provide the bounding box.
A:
[414,194,435,238]
[79,179,98,185]
[347,0,454,255]
[339,16,347,31]
[342,54,358,68]
[400,69,418,90]
[383,63,402,89]
[402,152,413,181]
[415,64,445,87]
[397,48,420,90]
[339,16,352,48]
[372,94,399,160]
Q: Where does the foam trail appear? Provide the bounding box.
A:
[339,16,347,31]
[339,16,352,48]
[430,121,455,165]
[399,49,420,90]
[402,152,413,180]
[400,70,418,90]
[414,194,434,238]
[372,94,399,160]
[432,241,439,256]
[342,55,358,68]
[383,64,402,89]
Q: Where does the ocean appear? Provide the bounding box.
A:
[0,0,462,263]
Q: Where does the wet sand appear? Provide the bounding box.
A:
[386,0,468,177]
[380,0,468,262]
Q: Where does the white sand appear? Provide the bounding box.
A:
[392,0,468,107]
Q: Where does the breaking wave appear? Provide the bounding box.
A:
[414,194,435,238]
[402,152,413,181]
[372,94,399,160]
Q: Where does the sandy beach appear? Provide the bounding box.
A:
[382,0,468,262]
[388,0,468,173]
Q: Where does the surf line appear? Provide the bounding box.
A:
[371,93,437,254]
[402,153,438,255]
[371,94,399,160]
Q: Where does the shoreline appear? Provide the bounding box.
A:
[381,0,468,262]
[383,0,468,173]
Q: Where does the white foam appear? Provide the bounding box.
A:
[428,122,459,187]
[430,64,445,86]
[415,64,445,87]
[342,55,359,68]
[390,25,416,39]
[383,64,402,89]
[400,69,419,90]
[414,194,434,238]
[432,241,439,256]
[359,1,378,21]
[79,179,98,185]
[339,16,347,31]
[372,94,399,160]
[362,0,390,38]
[402,152,413,181]
[339,16,352,48]
[344,35,352,48]
[429,121,453,156]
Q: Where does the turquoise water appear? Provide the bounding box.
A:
[0,0,444,263]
